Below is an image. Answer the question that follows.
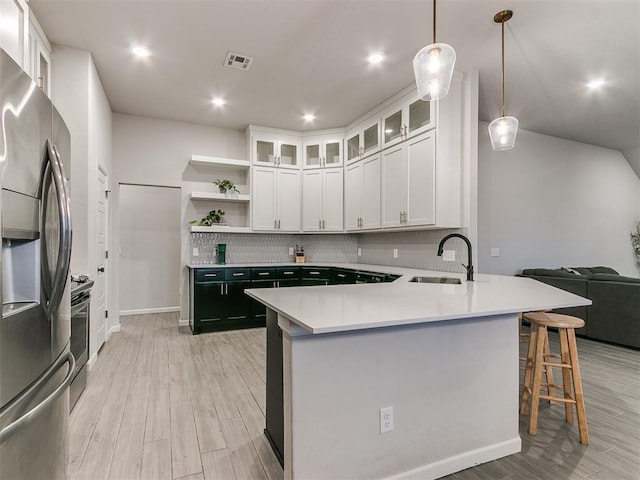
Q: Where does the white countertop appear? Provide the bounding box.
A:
[245,267,592,334]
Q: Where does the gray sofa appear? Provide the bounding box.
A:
[519,266,640,349]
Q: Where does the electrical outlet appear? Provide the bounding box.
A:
[393,248,398,258]
[192,247,199,257]
[357,247,362,256]
[491,247,500,257]
[380,406,394,434]
[289,247,294,255]
[442,249,455,262]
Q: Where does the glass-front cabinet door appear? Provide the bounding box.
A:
[255,138,276,165]
[381,91,435,148]
[304,142,322,169]
[278,140,298,168]
[323,140,342,167]
[346,132,360,163]
[407,97,434,136]
[346,117,380,164]
[251,131,300,169]
[304,137,343,169]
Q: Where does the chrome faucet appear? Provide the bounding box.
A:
[437,233,474,281]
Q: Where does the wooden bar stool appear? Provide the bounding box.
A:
[519,312,556,401]
[520,312,589,445]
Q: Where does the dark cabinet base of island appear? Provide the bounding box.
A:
[264,309,285,467]
[189,265,399,336]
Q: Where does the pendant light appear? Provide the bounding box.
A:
[413,0,456,101]
[488,10,518,151]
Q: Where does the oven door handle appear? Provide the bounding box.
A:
[0,352,75,443]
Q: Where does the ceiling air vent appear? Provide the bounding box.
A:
[223,52,253,71]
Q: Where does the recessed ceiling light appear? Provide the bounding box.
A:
[303,114,315,122]
[131,45,150,58]
[586,79,605,89]
[211,97,226,107]
[368,53,384,64]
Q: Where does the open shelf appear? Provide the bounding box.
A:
[190,225,252,233]
[190,155,250,170]
[190,192,250,203]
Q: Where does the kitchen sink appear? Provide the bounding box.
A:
[409,276,462,284]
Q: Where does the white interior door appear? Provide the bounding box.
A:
[95,169,107,352]
[118,184,180,315]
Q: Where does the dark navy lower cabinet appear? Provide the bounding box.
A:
[190,265,399,334]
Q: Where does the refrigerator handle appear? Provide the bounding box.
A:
[0,352,75,443]
[38,154,54,301]
[45,140,72,319]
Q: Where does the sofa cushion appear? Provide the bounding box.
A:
[590,273,640,284]
[572,266,619,275]
[527,268,585,278]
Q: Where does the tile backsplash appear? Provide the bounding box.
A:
[190,229,468,274]
[356,229,468,273]
[190,233,357,264]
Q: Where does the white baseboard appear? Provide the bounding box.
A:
[178,318,190,327]
[107,324,121,339]
[120,306,180,316]
[87,352,99,369]
[383,437,521,480]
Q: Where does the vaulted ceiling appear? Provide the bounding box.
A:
[30,0,640,153]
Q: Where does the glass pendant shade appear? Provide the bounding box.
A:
[413,42,456,101]
[488,116,519,151]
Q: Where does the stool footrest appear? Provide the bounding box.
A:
[539,394,576,404]
[542,361,572,369]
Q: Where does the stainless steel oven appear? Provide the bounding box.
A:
[69,279,92,411]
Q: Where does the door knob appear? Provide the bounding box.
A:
[98,266,105,273]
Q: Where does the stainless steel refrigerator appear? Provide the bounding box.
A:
[0,49,74,479]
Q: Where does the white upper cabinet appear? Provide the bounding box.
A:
[381,90,435,149]
[251,130,300,170]
[303,134,343,169]
[381,132,436,229]
[302,168,343,232]
[252,167,301,232]
[0,0,29,69]
[345,116,380,164]
[28,15,51,95]
[345,154,380,231]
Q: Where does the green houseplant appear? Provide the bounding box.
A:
[214,179,239,194]
[190,209,225,226]
[632,221,640,263]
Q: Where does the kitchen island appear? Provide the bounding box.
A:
[246,268,591,480]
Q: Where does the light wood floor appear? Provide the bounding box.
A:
[69,313,640,480]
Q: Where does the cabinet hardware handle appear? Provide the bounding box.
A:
[232,273,244,276]
[283,271,294,275]
[258,272,269,276]
[220,284,224,295]
[225,284,228,294]
[278,219,281,229]
[338,274,345,278]
[319,219,322,229]
[204,274,218,277]
[322,220,325,229]
[309,271,320,275]
[274,219,277,229]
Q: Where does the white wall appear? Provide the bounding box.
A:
[623,146,640,179]
[119,184,180,314]
[51,45,112,359]
[111,113,246,324]
[478,122,640,277]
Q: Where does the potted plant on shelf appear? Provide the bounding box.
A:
[214,179,239,194]
[190,209,225,226]
[632,221,640,264]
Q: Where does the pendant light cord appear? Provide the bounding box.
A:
[433,0,437,44]
[501,17,505,117]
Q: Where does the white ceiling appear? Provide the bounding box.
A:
[30,0,640,152]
